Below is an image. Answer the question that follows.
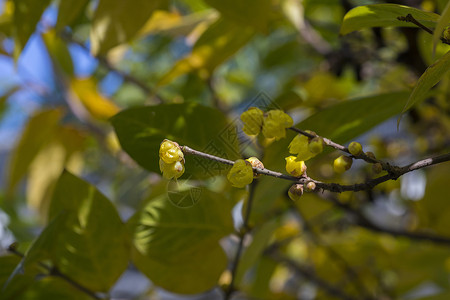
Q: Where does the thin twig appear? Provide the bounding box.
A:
[181,145,450,193]
[323,193,450,245]
[397,14,450,45]
[288,127,395,172]
[266,251,358,300]
[291,202,374,300]
[225,181,258,299]
[59,31,162,103]
[7,245,102,299]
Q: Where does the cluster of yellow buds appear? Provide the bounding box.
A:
[241,107,293,140]
[289,130,324,162]
[159,139,185,179]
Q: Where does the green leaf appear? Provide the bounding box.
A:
[128,189,234,294]
[433,1,450,53]
[340,4,440,35]
[0,255,21,288]
[7,109,63,195]
[90,0,168,55]
[22,171,129,292]
[42,30,74,75]
[15,277,93,300]
[157,17,255,86]
[264,91,410,171]
[111,103,240,178]
[0,86,19,119]
[398,50,450,126]
[55,0,89,31]
[12,0,51,58]
[204,0,270,31]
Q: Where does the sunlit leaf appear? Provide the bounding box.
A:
[7,109,63,195]
[27,126,86,218]
[12,0,51,58]
[432,1,450,53]
[137,10,219,38]
[0,0,14,36]
[90,0,168,55]
[128,189,234,294]
[55,0,89,31]
[340,4,439,35]
[111,102,240,178]
[69,77,120,121]
[22,171,129,292]
[398,50,450,126]
[157,17,255,86]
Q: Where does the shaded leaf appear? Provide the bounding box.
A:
[111,103,240,178]
[16,277,92,300]
[128,189,234,294]
[204,0,271,31]
[55,0,89,31]
[0,255,21,288]
[399,50,450,126]
[157,17,255,86]
[90,0,168,55]
[12,0,51,58]
[7,109,63,195]
[340,4,439,35]
[0,86,19,119]
[22,171,129,292]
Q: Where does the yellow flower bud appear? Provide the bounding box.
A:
[285,156,307,177]
[241,107,264,136]
[227,159,254,188]
[159,139,184,164]
[333,155,353,174]
[348,141,363,156]
[159,159,185,180]
[261,110,293,140]
[288,184,303,201]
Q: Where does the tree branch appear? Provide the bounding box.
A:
[224,181,258,299]
[322,193,450,245]
[59,31,163,103]
[266,251,358,300]
[7,244,102,299]
[291,201,374,300]
[181,145,450,193]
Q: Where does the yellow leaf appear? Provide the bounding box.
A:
[70,78,120,121]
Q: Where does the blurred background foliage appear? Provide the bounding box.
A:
[0,0,449,299]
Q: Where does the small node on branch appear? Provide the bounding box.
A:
[288,184,304,201]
